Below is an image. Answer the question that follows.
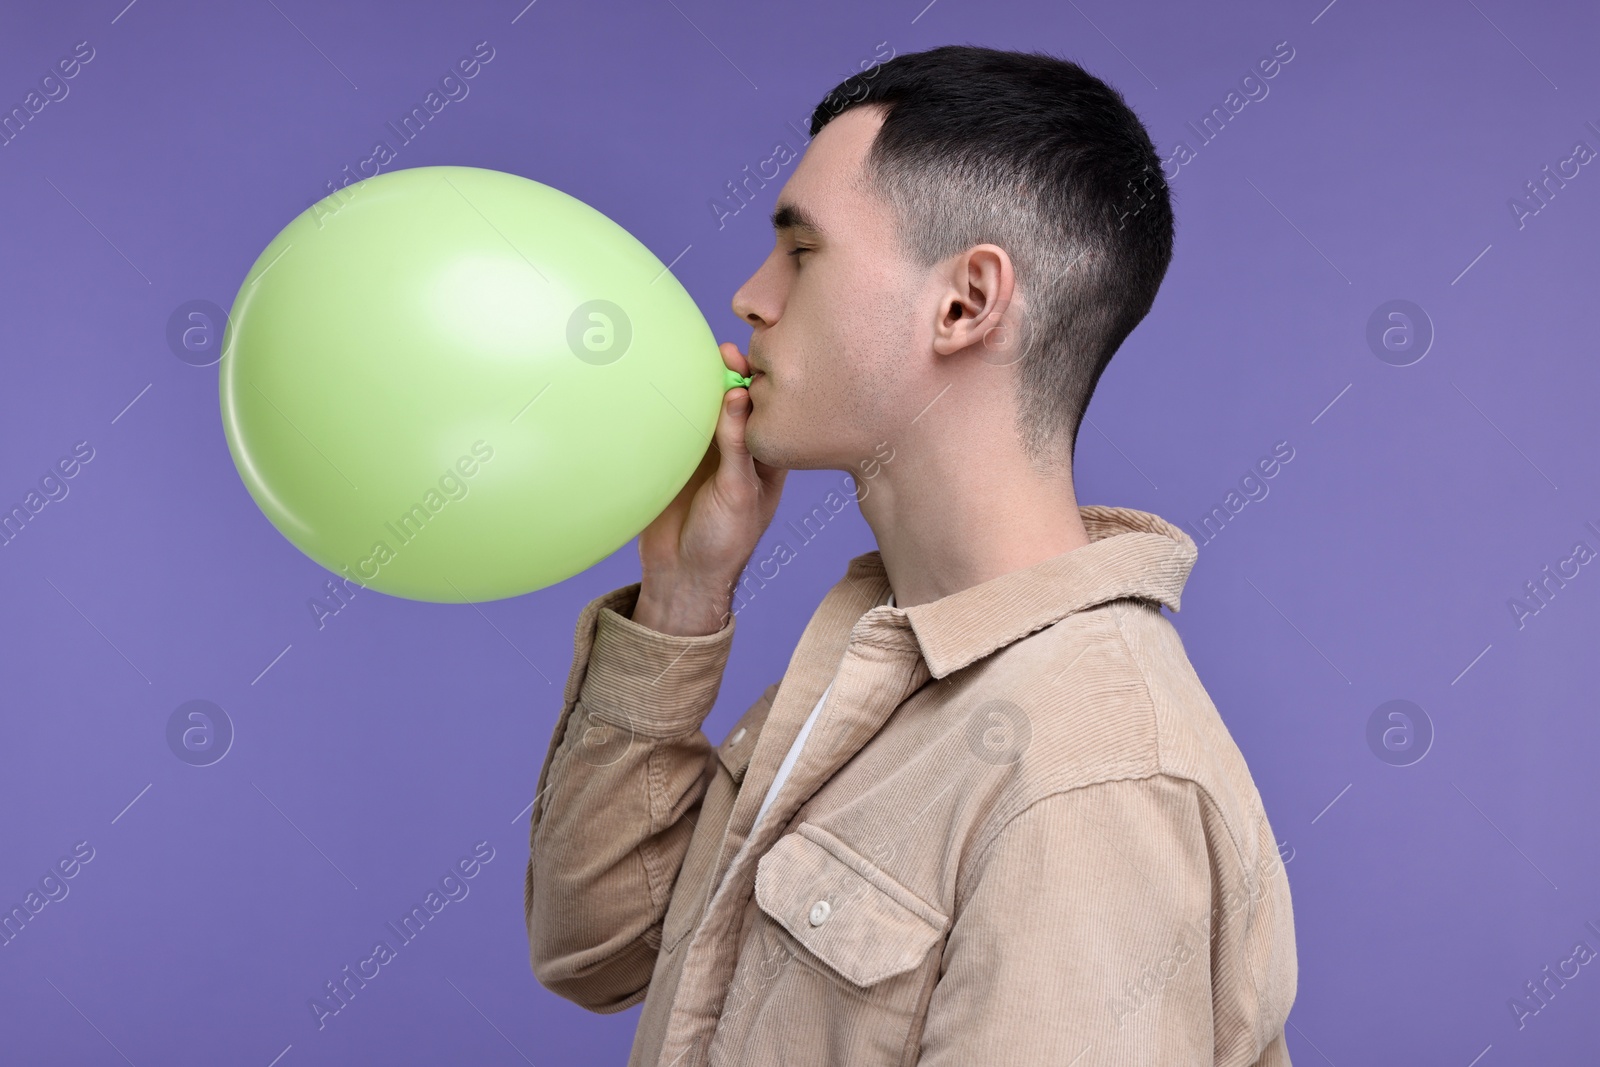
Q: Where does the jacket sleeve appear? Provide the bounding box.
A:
[915,774,1296,1066]
[524,580,736,1012]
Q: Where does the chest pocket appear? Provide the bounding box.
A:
[754,822,949,988]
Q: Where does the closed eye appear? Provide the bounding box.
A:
[786,246,812,259]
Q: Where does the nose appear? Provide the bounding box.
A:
[730,251,780,329]
[730,278,767,329]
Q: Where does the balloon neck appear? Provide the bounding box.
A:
[723,367,753,390]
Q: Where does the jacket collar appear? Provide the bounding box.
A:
[842,505,1198,679]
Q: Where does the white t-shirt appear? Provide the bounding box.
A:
[752,591,896,830]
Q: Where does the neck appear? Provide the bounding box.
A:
[856,436,1091,610]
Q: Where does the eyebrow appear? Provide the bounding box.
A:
[770,201,826,238]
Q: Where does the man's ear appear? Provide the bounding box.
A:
[931,244,1015,357]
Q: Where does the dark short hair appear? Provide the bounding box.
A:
[810,44,1174,468]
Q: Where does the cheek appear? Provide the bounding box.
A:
[787,321,850,400]
[783,264,909,406]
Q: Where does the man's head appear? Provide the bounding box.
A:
[731,44,1173,479]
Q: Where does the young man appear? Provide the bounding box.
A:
[526,44,1297,1066]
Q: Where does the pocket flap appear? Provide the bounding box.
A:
[754,824,949,988]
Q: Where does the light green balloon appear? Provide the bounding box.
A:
[220,165,749,603]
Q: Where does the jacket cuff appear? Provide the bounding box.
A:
[568,581,737,738]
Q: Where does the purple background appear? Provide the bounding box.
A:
[3,0,1597,1063]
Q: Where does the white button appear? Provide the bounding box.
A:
[808,900,831,926]
[730,727,747,745]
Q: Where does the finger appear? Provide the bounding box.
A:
[719,340,751,377]
[712,387,758,493]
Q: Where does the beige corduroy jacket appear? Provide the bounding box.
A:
[525,505,1297,1066]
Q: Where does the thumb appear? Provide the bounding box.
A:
[712,387,759,492]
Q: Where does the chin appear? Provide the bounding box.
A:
[744,430,778,468]
[745,426,806,471]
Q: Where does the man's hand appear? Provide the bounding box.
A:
[632,342,786,636]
